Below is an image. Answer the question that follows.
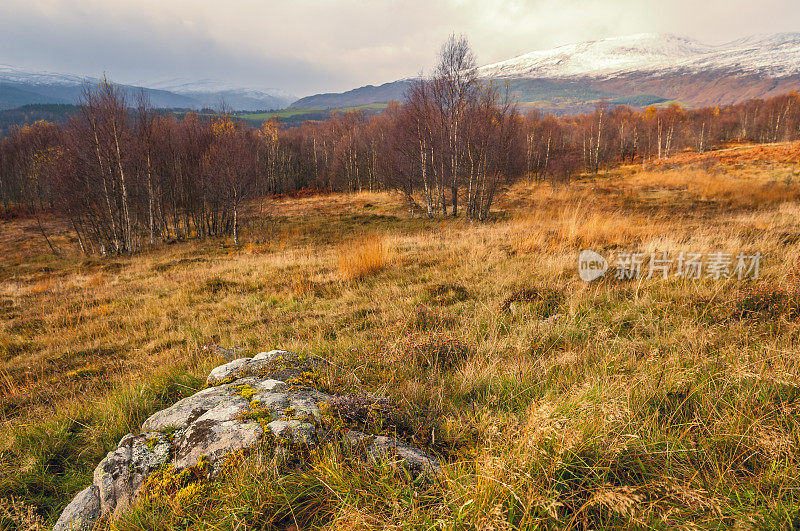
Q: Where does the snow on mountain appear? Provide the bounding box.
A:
[0,67,297,111]
[138,77,297,110]
[0,64,96,86]
[147,77,296,101]
[478,33,800,79]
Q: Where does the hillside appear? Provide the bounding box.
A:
[3,144,800,528]
[290,80,410,109]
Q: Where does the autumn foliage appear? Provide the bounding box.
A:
[2,68,800,254]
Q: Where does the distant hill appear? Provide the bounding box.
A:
[6,32,800,120]
[292,33,800,113]
[0,65,297,112]
[290,80,410,109]
[144,78,297,111]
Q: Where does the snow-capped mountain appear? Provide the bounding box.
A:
[0,67,297,111]
[295,32,800,113]
[146,78,296,110]
[0,64,91,86]
[477,33,800,79]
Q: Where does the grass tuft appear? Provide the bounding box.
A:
[337,234,389,281]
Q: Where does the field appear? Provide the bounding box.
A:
[236,103,390,126]
[3,143,800,529]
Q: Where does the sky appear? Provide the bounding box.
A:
[2,0,800,97]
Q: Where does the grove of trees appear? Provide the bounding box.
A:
[3,37,800,254]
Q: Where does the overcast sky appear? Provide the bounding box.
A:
[2,0,800,97]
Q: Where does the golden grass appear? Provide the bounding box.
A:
[337,233,390,281]
[627,168,800,208]
[510,206,670,254]
[3,146,800,528]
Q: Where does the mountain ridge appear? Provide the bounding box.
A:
[4,32,800,115]
[292,32,800,113]
[477,33,800,79]
[0,65,297,111]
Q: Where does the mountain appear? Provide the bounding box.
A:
[478,33,713,79]
[291,80,411,109]
[145,78,296,111]
[0,65,297,111]
[478,32,800,79]
[292,33,800,113]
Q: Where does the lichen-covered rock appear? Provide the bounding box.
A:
[205,357,272,386]
[206,349,320,386]
[173,400,263,469]
[347,430,442,476]
[53,485,101,531]
[141,386,235,431]
[93,432,171,516]
[54,349,440,529]
[268,419,316,442]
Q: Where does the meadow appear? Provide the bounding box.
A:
[2,142,800,529]
[233,103,390,126]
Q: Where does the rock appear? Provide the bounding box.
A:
[268,419,316,442]
[253,349,296,361]
[205,351,317,386]
[53,485,101,531]
[93,432,171,516]
[346,430,442,476]
[54,349,440,529]
[141,386,234,431]
[173,399,262,469]
[206,357,272,386]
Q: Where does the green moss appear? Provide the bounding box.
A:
[238,407,273,423]
[145,436,160,452]
[231,384,255,400]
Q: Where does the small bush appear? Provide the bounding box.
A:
[325,393,393,431]
[401,334,471,370]
[501,286,564,317]
[732,283,800,320]
[337,234,389,281]
[423,283,470,305]
[198,277,239,295]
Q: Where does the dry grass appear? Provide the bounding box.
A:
[3,143,800,528]
[337,233,390,281]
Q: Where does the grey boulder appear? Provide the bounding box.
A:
[52,485,101,531]
[54,349,440,530]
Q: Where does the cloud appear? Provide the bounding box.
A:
[1,0,799,96]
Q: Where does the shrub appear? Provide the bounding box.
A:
[732,283,800,320]
[407,335,471,370]
[337,234,389,281]
[423,283,470,305]
[325,393,393,432]
[198,277,239,294]
[501,285,564,317]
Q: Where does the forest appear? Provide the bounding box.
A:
[2,36,800,255]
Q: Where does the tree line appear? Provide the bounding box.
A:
[2,37,800,254]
